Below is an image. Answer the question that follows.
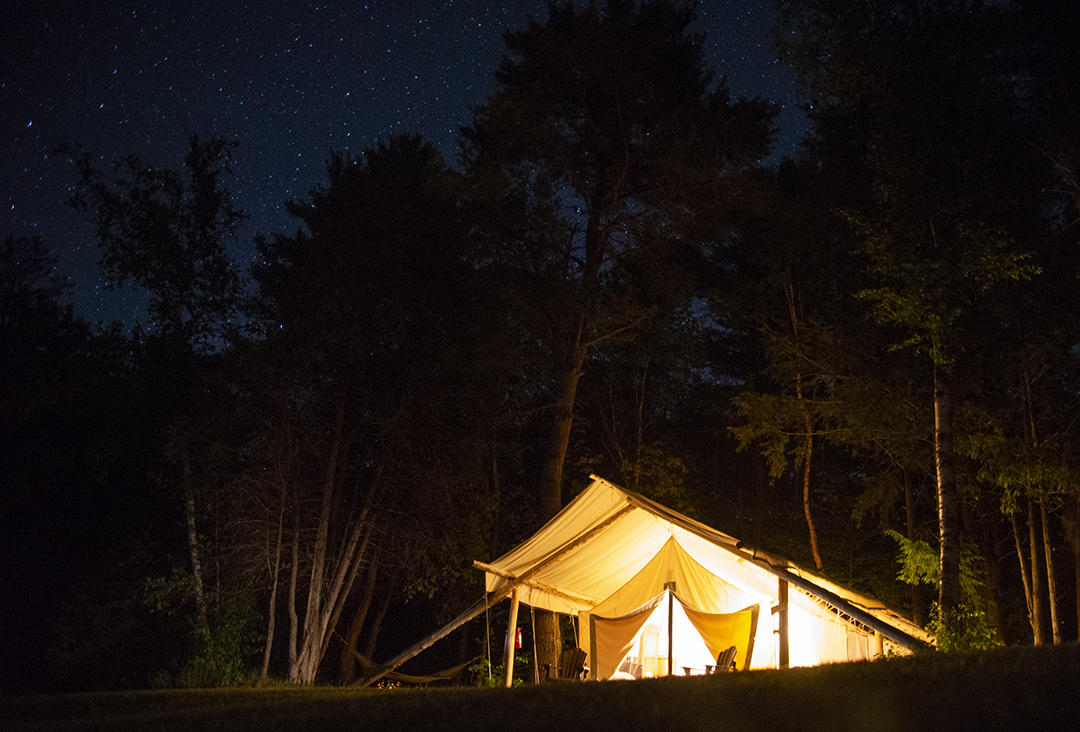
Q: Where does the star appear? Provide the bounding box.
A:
[1,1,804,327]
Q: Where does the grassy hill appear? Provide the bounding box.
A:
[4,643,1078,732]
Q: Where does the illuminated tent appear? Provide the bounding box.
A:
[360,475,932,686]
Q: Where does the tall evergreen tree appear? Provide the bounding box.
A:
[462,0,775,673]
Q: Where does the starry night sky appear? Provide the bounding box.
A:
[2,1,805,326]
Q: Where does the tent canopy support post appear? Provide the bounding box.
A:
[774,578,789,669]
[504,588,520,688]
[665,581,676,676]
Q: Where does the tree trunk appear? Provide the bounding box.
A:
[799,394,823,571]
[534,208,608,676]
[317,519,373,666]
[1073,493,1080,641]
[1040,499,1060,643]
[1011,509,1039,644]
[534,336,589,674]
[538,339,588,520]
[181,449,210,639]
[534,610,563,681]
[290,401,346,683]
[1028,496,1045,644]
[1022,359,1055,644]
[288,506,300,670]
[262,478,288,678]
[262,565,279,679]
[340,561,379,684]
[787,277,822,571]
[933,371,961,637]
[291,502,371,684]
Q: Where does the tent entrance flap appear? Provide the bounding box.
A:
[589,591,758,680]
[589,593,667,680]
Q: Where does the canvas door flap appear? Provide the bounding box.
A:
[679,600,759,672]
[589,593,666,681]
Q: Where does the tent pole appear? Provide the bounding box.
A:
[504,587,520,688]
[531,606,540,685]
[667,591,674,676]
[665,581,676,676]
[774,578,789,669]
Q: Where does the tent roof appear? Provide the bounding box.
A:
[481,475,931,649]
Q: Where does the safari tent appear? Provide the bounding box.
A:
[360,476,932,686]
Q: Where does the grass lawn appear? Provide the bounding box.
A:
[4,643,1078,732]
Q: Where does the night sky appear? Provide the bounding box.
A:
[2,1,805,327]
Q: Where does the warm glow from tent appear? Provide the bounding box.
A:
[787,606,821,667]
[615,592,717,677]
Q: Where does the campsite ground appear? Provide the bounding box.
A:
[4,643,1078,732]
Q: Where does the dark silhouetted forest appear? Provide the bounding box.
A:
[3,0,1078,693]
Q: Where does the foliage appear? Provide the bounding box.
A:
[46,543,184,691]
[144,568,262,687]
[175,602,263,688]
[622,443,695,517]
[886,530,999,651]
[144,568,201,615]
[958,404,1071,513]
[467,654,530,688]
[63,134,248,351]
[0,234,92,422]
[885,530,987,606]
[730,392,813,481]
[856,217,1040,371]
[926,602,1000,654]
[885,530,940,589]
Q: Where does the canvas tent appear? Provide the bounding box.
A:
[359,476,931,687]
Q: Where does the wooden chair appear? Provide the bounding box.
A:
[560,647,588,680]
[713,645,738,673]
[545,648,588,681]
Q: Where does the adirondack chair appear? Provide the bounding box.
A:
[544,647,588,681]
[714,645,738,673]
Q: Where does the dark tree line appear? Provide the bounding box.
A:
[3,0,1079,691]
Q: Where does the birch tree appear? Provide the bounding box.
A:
[251,135,506,683]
